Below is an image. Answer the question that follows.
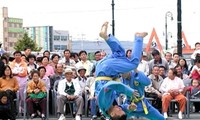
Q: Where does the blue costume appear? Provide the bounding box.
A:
[95,34,143,96]
[97,81,136,117]
[121,71,165,120]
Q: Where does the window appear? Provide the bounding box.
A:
[54,36,60,41]
[61,36,67,41]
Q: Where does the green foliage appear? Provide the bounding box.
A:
[14,33,42,51]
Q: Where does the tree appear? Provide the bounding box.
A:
[14,33,42,51]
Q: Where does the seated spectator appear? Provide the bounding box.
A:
[159,68,186,119]
[26,70,47,119]
[175,65,191,86]
[38,66,50,90]
[0,91,14,119]
[0,65,19,119]
[76,66,87,97]
[57,68,83,120]
[85,67,98,119]
[145,65,163,113]
[183,79,200,112]
[49,63,65,90]
[159,66,167,79]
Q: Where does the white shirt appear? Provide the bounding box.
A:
[159,76,185,93]
[58,58,76,68]
[138,60,149,76]
[57,78,82,96]
[75,60,93,77]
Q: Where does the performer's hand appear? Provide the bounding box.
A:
[133,90,139,98]
[128,103,137,111]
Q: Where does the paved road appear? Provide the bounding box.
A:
[16,113,200,120]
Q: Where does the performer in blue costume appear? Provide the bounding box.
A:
[95,22,148,96]
[97,81,138,120]
[120,70,165,120]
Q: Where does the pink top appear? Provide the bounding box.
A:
[44,64,55,77]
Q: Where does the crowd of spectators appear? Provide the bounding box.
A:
[0,42,200,120]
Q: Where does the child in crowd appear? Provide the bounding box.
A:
[184,79,200,112]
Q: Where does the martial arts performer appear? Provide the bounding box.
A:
[120,70,165,120]
[95,22,148,96]
[97,81,138,120]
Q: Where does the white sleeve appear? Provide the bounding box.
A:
[159,78,168,93]
[73,79,82,96]
[57,80,67,96]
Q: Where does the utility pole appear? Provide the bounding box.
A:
[177,0,182,56]
[111,0,115,36]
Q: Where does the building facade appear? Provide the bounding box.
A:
[0,7,23,51]
[24,26,53,51]
[53,30,70,51]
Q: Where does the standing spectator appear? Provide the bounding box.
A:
[1,56,9,65]
[57,68,84,120]
[138,52,149,76]
[178,58,189,75]
[171,53,180,68]
[100,51,107,59]
[9,51,28,113]
[148,49,169,74]
[41,56,55,77]
[21,54,28,63]
[191,42,200,65]
[70,52,79,63]
[92,51,101,66]
[160,68,186,119]
[125,49,132,59]
[0,58,5,77]
[43,50,50,59]
[50,54,60,71]
[24,47,32,61]
[59,49,76,68]
[26,70,47,119]
[27,54,37,74]
[189,57,200,79]
[165,52,173,69]
[0,42,5,56]
[75,50,93,77]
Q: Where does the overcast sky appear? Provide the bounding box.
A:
[1,0,200,48]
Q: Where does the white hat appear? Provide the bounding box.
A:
[77,66,86,73]
[64,68,73,74]
[143,51,147,56]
